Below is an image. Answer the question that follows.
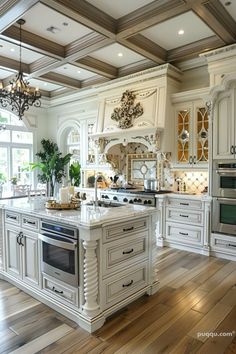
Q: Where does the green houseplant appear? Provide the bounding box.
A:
[69,162,81,187]
[30,139,72,196]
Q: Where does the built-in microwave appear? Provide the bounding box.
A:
[212,161,236,198]
[212,197,236,236]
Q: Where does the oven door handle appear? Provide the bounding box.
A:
[215,197,236,205]
[216,169,236,175]
[38,233,77,250]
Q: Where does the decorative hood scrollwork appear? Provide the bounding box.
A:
[111,90,143,129]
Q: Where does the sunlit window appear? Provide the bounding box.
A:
[0,110,33,196]
[67,128,80,163]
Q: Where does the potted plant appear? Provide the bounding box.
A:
[69,162,81,187]
[30,139,72,196]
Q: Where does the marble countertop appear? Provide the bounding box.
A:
[1,198,156,228]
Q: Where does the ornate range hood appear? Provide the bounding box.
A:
[92,64,182,154]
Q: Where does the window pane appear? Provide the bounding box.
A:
[12,131,33,144]
[0,111,10,124]
[0,129,10,142]
[12,148,31,184]
[67,129,80,144]
[0,147,8,180]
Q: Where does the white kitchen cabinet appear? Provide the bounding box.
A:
[213,85,236,159]
[5,212,39,287]
[173,100,209,168]
[100,216,155,310]
[156,194,211,255]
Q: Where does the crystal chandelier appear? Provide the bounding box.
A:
[0,19,41,120]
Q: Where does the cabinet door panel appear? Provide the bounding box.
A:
[22,232,39,286]
[213,91,234,159]
[5,227,21,278]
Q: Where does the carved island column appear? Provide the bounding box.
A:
[79,227,103,320]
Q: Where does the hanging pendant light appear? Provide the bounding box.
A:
[0,19,41,120]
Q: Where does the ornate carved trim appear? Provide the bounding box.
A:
[111,90,143,129]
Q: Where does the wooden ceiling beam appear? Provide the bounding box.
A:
[0,55,30,74]
[29,57,60,76]
[2,26,65,58]
[65,33,114,60]
[185,0,236,43]
[39,72,81,90]
[0,0,40,33]
[118,35,166,64]
[74,56,117,79]
[81,75,110,88]
[40,0,116,39]
[167,35,224,62]
[117,0,190,39]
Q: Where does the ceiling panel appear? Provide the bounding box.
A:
[22,3,93,46]
[0,39,43,63]
[90,43,146,67]
[29,78,62,91]
[86,0,154,19]
[52,64,95,80]
[219,0,236,21]
[141,11,215,50]
[0,68,15,79]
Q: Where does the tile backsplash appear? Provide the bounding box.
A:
[163,170,208,193]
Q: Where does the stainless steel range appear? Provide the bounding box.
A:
[100,188,170,207]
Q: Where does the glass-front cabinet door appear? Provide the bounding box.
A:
[175,100,208,167]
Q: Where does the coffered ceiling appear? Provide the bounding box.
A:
[0,0,236,98]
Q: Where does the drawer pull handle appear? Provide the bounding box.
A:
[123,227,134,232]
[180,203,189,206]
[179,214,189,218]
[52,286,63,294]
[123,248,134,255]
[179,232,188,236]
[228,244,236,248]
[24,219,36,225]
[122,280,133,287]
[7,215,17,220]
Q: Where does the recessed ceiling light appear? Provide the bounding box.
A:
[77,70,81,74]
[62,22,69,26]
[46,26,61,34]
[44,83,48,86]
[178,29,184,35]
[225,1,231,5]
[10,48,15,52]
[118,52,123,57]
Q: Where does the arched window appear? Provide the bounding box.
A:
[67,128,80,163]
[0,110,33,195]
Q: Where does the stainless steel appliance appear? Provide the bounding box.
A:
[212,198,236,236]
[144,178,159,191]
[212,161,236,198]
[39,220,78,287]
[101,188,172,207]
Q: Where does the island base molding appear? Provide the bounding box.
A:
[0,271,158,333]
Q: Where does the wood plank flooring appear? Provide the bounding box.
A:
[0,248,236,354]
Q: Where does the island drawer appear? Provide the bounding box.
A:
[103,217,148,243]
[166,222,203,245]
[5,211,20,226]
[42,274,78,306]
[166,208,203,226]
[167,198,203,210]
[103,232,148,276]
[22,214,39,231]
[103,263,148,309]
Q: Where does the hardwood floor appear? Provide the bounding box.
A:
[0,248,236,354]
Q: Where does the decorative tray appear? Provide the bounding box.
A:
[46,200,80,210]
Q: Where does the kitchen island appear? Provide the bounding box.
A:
[0,198,158,332]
